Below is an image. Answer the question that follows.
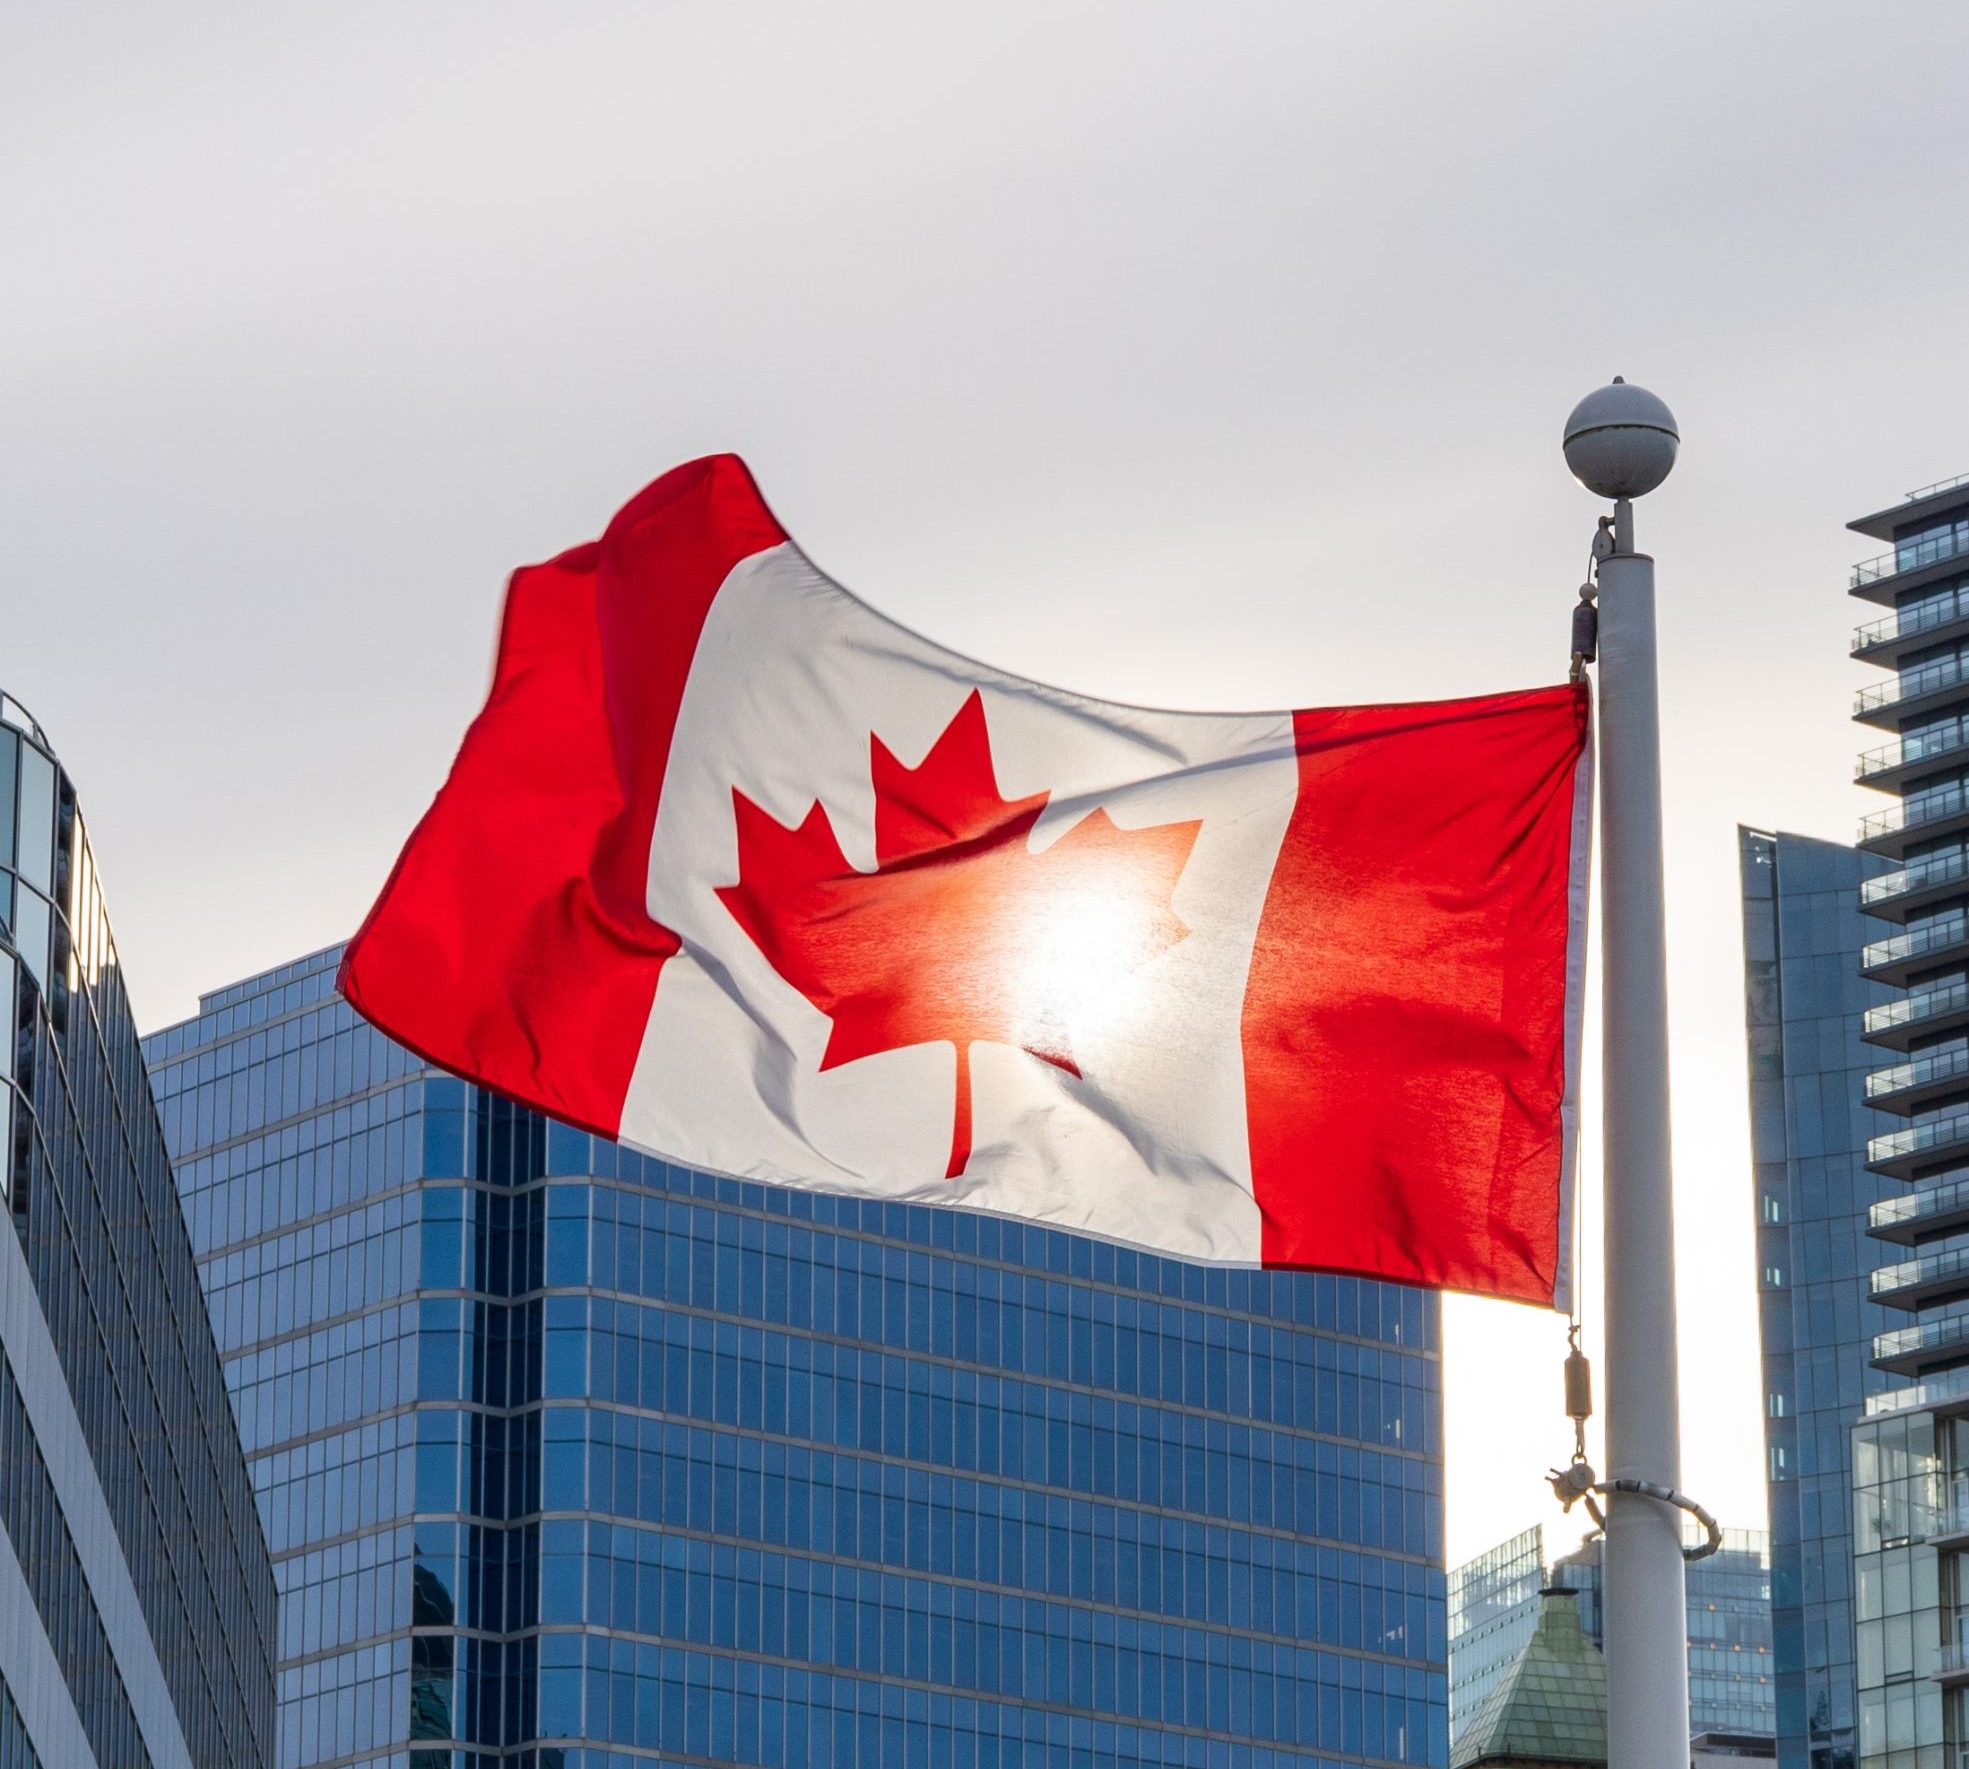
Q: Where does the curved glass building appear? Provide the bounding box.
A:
[146,941,1446,1769]
[0,693,277,1769]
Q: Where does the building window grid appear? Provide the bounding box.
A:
[148,950,1448,1767]
[1742,830,1916,1769]
[0,718,276,1768]
[0,1347,153,1769]
[0,1673,43,1769]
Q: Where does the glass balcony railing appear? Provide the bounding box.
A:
[1940,1484,1969,1535]
[1863,919,1969,972]
[1873,1314,1969,1365]
[1871,1176,1969,1235]
[1937,1639,1969,1680]
[1854,591,1969,655]
[1854,526,1969,588]
[1870,1364,1969,1417]
[1867,980,1969,1038]
[1861,787,1969,843]
[1867,1047,1969,1100]
[1858,726,1969,782]
[1863,848,1969,909]
[1908,473,1969,503]
[1856,654,1969,717]
[1870,1114,1969,1175]
[1871,1237,1969,1295]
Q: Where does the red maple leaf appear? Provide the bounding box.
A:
[716,691,1202,1178]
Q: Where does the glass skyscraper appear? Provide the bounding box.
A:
[145,940,1449,1769]
[1447,1521,1775,1747]
[1740,828,1900,1769]
[0,692,276,1769]
[1844,474,1969,1769]
[1444,1527,1544,1740]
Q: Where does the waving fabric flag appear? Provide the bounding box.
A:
[341,456,1592,1306]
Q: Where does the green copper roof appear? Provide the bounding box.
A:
[1451,1588,1609,1768]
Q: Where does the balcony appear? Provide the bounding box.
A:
[1854,590,1969,670]
[1859,786,1969,859]
[1869,1112,1969,1183]
[1862,917,1969,986]
[1873,1313,1969,1376]
[1866,981,1969,1051]
[1871,1238,1969,1306]
[1866,1046,1969,1116]
[1856,655,1969,729]
[1868,1361,1969,1418]
[1871,1177,1969,1246]
[1861,848,1969,924]
[1857,725,1969,793]
[1937,1640,1969,1687]
[1933,1484,1969,1548]
[1851,524,1969,606]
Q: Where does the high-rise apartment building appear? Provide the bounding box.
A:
[1845,474,1969,1769]
[1740,828,1900,1769]
[0,693,277,1769]
[1447,1521,1775,1748]
[145,941,1450,1769]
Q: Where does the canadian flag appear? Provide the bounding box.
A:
[342,456,1591,1306]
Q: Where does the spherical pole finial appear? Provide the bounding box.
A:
[1563,378,1678,500]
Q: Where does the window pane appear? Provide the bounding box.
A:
[15,745,52,894]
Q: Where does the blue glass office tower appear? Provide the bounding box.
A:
[146,941,1449,1769]
[0,693,276,1769]
[1740,828,1901,1769]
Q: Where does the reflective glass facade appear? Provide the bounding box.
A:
[1845,1409,1956,1767]
[0,693,276,1769]
[1742,828,1902,1769]
[1444,1527,1542,1738]
[1846,477,1969,1769]
[0,1677,39,1769]
[1447,1521,1774,1745]
[146,941,1449,1769]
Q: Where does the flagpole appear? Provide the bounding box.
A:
[1564,379,1687,1769]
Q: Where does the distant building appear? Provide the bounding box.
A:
[1739,828,1900,1769]
[146,939,1452,1768]
[0,693,276,1767]
[1451,1529,1550,1740]
[1450,1586,1606,1769]
[1845,471,1969,1767]
[1448,1523,1773,1749]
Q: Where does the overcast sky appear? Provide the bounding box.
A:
[8,0,1969,1565]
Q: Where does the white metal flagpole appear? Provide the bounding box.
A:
[1563,379,1689,1769]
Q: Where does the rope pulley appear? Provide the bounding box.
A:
[1569,584,1598,682]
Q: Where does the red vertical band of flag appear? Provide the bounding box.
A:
[339,458,784,1135]
[1242,685,1590,1304]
